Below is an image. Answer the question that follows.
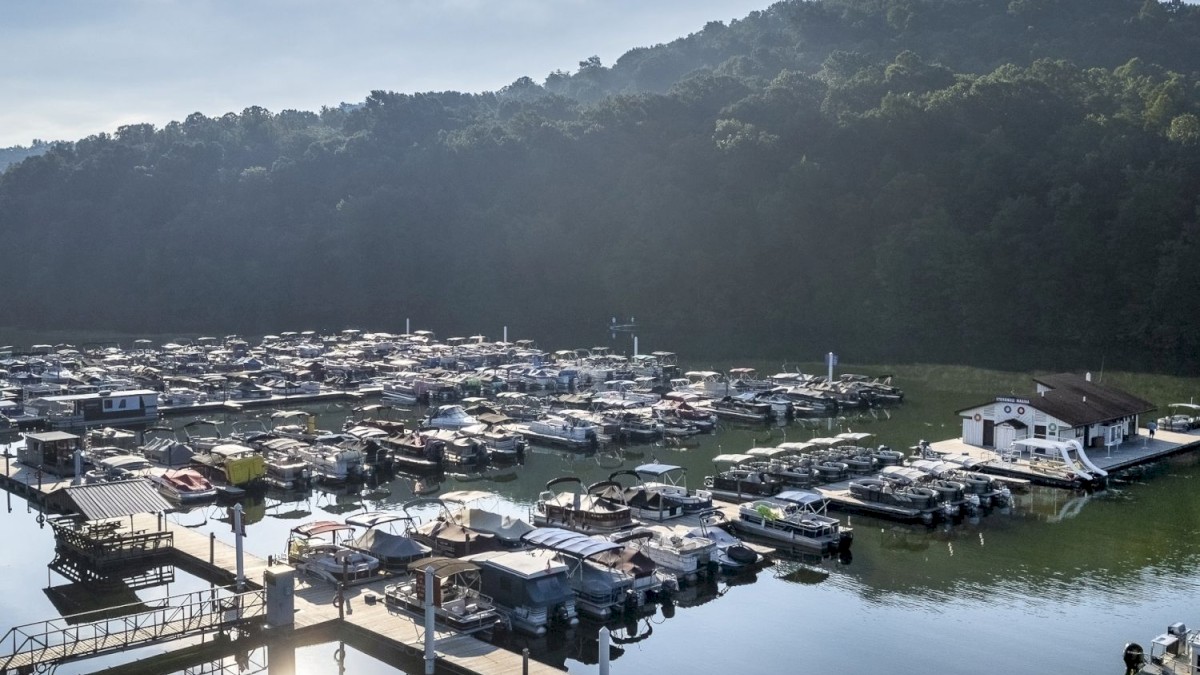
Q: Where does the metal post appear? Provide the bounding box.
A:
[406,318,411,335]
[234,503,245,590]
[210,532,215,564]
[424,566,436,675]
[523,647,529,675]
[73,448,82,486]
[633,335,638,357]
[503,326,508,343]
[598,626,611,675]
[827,351,834,382]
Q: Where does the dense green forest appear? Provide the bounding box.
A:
[2,0,1200,372]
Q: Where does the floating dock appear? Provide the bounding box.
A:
[929,428,1200,489]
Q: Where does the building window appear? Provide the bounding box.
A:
[1034,425,1047,439]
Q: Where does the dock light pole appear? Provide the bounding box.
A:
[598,626,611,675]
[424,566,436,675]
[826,351,837,383]
[234,503,245,591]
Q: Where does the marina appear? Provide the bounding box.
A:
[1,333,1200,673]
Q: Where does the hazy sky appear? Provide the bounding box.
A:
[0,0,771,147]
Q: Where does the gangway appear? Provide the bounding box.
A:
[0,586,264,673]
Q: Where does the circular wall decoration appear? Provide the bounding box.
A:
[973,413,982,422]
[1004,405,1012,414]
[1017,406,1026,415]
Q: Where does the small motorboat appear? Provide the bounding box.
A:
[153,468,218,503]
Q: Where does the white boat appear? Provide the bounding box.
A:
[684,512,763,572]
[423,405,478,430]
[611,526,717,581]
[733,491,853,556]
[1121,621,1196,674]
[152,468,218,503]
[512,413,600,450]
[287,521,381,582]
[384,556,500,635]
[296,442,366,484]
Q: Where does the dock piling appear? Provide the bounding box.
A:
[599,626,611,675]
[424,566,435,675]
[523,647,529,675]
[234,504,245,591]
[209,532,215,565]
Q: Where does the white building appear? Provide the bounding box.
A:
[956,373,1154,453]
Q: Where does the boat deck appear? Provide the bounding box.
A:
[928,428,1200,488]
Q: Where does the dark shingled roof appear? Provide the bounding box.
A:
[1030,373,1154,426]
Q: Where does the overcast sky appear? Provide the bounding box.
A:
[0,0,771,147]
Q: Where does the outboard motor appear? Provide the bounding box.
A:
[1122,642,1144,674]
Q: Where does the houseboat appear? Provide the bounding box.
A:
[464,549,579,636]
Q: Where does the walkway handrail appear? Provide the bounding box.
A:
[0,585,264,672]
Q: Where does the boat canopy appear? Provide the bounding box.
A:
[440,490,497,504]
[292,521,355,537]
[747,447,791,459]
[807,437,847,447]
[521,527,623,559]
[271,410,308,419]
[774,491,827,508]
[1167,403,1200,411]
[633,463,684,476]
[345,511,413,529]
[776,442,817,453]
[836,432,874,442]
[208,444,256,458]
[712,453,755,465]
[406,556,481,578]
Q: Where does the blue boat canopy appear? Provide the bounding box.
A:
[521,527,623,558]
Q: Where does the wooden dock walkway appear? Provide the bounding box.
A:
[120,514,563,674]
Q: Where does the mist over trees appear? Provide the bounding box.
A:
[2,0,1199,372]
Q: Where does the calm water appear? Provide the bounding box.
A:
[2,372,1197,674]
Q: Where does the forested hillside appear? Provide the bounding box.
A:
[2,0,1199,371]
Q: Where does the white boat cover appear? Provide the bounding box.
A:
[459,508,534,543]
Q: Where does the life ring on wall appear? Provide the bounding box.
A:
[973,413,982,422]
[1048,422,1058,432]
[1017,406,1026,415]
[1003,405,1013,414]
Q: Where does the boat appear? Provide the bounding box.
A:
[286,521,381,582]
[633,462,715,515]
[458,422,525,461]
[463,549,580,636]
[703,454,786,502]
[595,469,704,522]
[707,395,775,423]
[405,497,500,557]
[190,443,266,489]
[384,556,500,635]
[423,405,479,430]
[256,437,313,490]
[533,477,635,534]
[1121,621,1196,674]
[511,414,601,450]
[375,430,444,473]
[732,491,853,556]
[684,512,763,572]
[295,441,367,485]
[1156,403,1200,431]
[847,478,951,524]
[441,490,535,547]
[610,526,717,581]
[152,468,218,503]
[521,527,670,620]
[343,512,431,572]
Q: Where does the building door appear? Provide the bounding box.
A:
[983,420,995,447]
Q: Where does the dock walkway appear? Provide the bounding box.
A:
[126,514,562,674]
